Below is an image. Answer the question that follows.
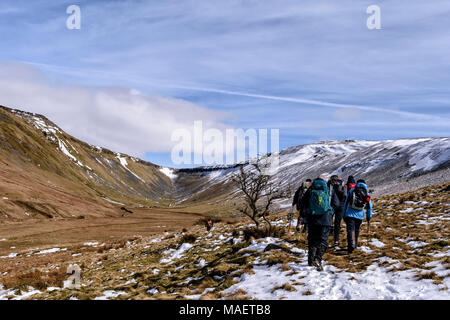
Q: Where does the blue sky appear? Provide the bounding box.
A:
[0,0,449,167]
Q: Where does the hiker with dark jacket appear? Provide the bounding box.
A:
[343,181,372,254]
[300,174,334,271]
[346,176,356,195]
[293,179,312,232]
[206,218,214,232]
[328,175,346,246]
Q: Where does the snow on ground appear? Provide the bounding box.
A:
[57,138,86,168]
[147,288,158,295]
[94,290,127,300]
[159,167,178,181]
[35,248,67,255]
[208,170,224,180]
[0,285,42,300]
[279,141,378,169]
[102,197,125,206]
[196,259,207,268]
[225,238,449,300]
[406,241,428,248]
[29,116,60,136]
[116,153,146,183]
[116,155,128,167]
[429,249,450,258]
[407,139,450,172]
[160,243,193,264]
[83,242,99,247]
[358,246,373,253]
[370,239,385,248]
[241,237,282,253]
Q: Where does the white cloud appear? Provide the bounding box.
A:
[0,62,231,158]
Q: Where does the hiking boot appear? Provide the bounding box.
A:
[313,258,323,271]
[308,247,316,266]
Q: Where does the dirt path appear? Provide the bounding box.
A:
[0,208,204,255]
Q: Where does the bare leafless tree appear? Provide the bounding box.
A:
[232,159,289,229]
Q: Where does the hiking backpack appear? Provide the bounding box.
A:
[332,179,345,200]
[308,179,332,215]
[349,185,369,210]
[330,178,345,207]
[347,182,356,194]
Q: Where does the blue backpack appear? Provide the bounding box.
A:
[308,179,333,215]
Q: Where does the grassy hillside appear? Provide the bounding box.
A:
[0,105,175,221]
[0,182,447,300]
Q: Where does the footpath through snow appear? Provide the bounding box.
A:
[224,238,449,300]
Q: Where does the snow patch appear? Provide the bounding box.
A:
[159,167,177,181]
[160,243,193,264]
[36,248,67,255]
[370,239,386,248]
[116,154,146,183]
[94,290,127,300]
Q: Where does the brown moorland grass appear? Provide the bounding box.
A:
[0,182,447,299]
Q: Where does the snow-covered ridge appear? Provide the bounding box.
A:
[172,138,450,203]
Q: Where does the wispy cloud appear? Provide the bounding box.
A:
[0,62,231,158]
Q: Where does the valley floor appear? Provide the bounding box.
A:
[0,183,448,300]
[0,208,204,256]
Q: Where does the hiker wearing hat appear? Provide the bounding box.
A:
[346,176,356,195]
[206,218,214,232]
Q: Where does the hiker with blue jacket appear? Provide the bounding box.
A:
[343,179,373,254]
[299,174,334,271]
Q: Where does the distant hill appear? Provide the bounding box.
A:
[0,104,449,220]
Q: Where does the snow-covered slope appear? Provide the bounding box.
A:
[173,138,450,206]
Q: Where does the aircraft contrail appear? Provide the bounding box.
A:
[162,84,438,121]
[18,60,441,121]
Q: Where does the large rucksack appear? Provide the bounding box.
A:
[308,179,332,215]
[332,178,345,201]
[347,182,356,194]
[349,185,369,210]
[330,178,345,207]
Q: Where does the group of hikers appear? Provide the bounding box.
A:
[289,174,373,271]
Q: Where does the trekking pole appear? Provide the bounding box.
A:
[367,221,371,243]
[287,206,294,234]
[305,227,308,249]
